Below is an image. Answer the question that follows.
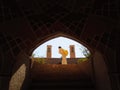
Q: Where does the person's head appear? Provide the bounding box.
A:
[58,46,61,49]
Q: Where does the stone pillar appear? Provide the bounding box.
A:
[47,45,52,58]
[70,45,76,58]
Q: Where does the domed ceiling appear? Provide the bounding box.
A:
[0,0,119,55]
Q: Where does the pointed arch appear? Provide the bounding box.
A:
[29,32,94,56]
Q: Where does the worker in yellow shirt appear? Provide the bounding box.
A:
[58,46,68,64]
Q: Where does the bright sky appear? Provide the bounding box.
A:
[32,37,90,58]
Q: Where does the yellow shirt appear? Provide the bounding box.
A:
[59,48,68,56]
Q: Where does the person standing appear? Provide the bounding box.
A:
[58,46,68,64]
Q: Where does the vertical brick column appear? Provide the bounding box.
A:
[70,45,76,58]
[47,45,52,58]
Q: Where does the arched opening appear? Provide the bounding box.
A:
[31,36,91,64]
[32,36,90,58]
[30,33,92,65]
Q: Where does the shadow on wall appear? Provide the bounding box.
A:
[9,51,31,90]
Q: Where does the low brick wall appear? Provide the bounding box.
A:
[31,60,92,81]
[32,58,86,64]
[46,58,79,64]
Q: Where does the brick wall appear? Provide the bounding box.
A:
[33,58,89,64]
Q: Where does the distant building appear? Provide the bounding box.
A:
[47,45,52,58]
[70,45,76,58]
